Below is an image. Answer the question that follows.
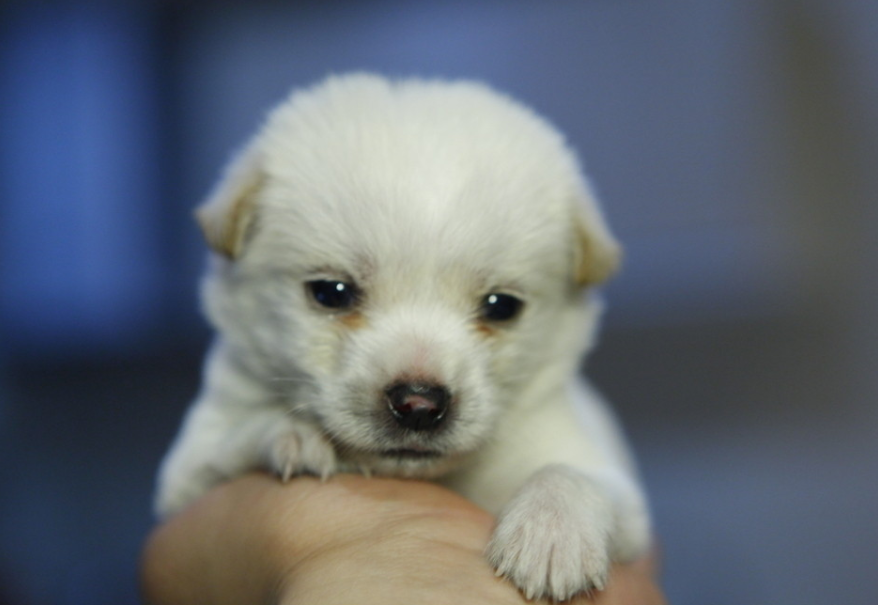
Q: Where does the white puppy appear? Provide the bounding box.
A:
[155,73,651,601]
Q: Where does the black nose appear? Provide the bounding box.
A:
[385,383,450,431]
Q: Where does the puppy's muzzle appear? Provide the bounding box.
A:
[385,383,450,431]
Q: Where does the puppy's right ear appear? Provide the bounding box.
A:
[571,183,623,287]
[195,141,264,259]
[573,209,622,287]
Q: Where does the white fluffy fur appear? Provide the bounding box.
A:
[155,73,650,601]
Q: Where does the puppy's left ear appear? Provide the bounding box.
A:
[194,141,264,260]
[572,197,622,287]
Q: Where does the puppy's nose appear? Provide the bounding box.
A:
[385,383,450,431]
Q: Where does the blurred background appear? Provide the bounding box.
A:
[1,1,876,603]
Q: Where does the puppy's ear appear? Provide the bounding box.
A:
[195,141,264,259]
[572,200,622,287]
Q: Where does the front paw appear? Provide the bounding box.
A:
[486,465,614,601]
[268,422,337,481]
[155,464,225,518]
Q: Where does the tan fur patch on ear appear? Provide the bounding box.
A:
[194,143,264,259]
[194,177,261,259]
[573,214,622,287]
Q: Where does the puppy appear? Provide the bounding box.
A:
[155,73,651,601]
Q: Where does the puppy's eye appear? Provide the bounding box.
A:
[307,280,360,310]
[480,293,524,322]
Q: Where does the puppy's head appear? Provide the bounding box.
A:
[197,74,620,476]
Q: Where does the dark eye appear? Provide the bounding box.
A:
[480,293,524,322]
[307,280,360,310]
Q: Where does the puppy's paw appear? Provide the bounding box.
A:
[268,422,337,481]
[486,465,614,601]
[155,465,224,518]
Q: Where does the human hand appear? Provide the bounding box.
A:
[141,473,666,605]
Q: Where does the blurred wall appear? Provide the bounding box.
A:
[0,1,876,604]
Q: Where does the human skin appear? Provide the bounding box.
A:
[141,473,666,605]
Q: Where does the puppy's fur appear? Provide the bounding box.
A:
[155,74,651,601]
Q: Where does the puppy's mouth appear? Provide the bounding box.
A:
[380,447,443,460]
